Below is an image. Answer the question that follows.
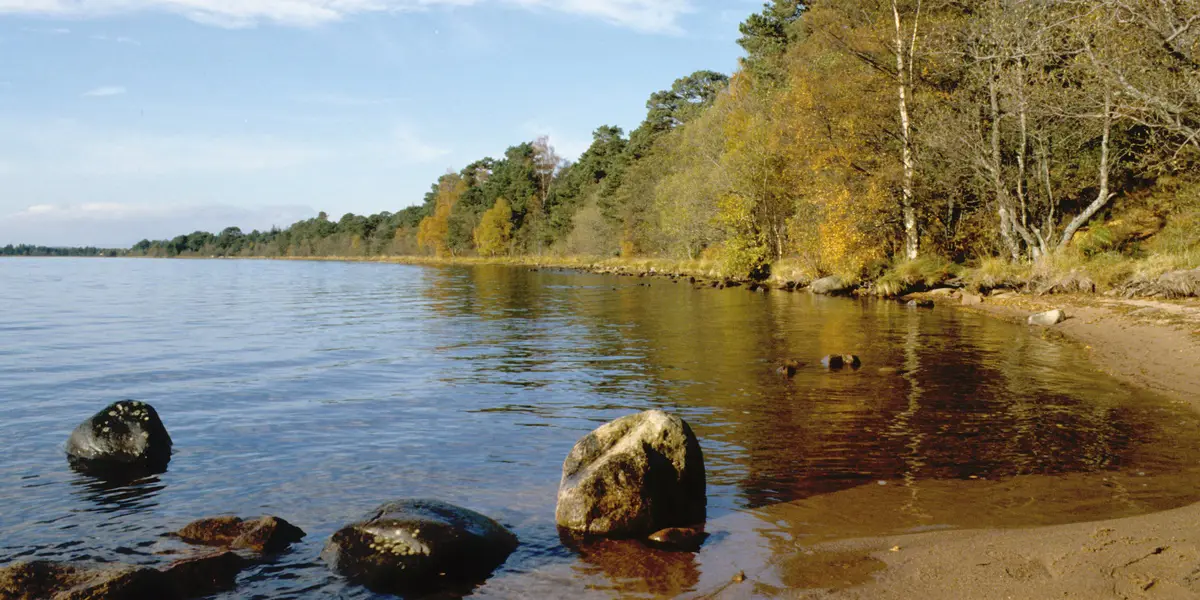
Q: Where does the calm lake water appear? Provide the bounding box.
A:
[4,257,1200,598]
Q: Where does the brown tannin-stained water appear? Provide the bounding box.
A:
[3,258,1200,598]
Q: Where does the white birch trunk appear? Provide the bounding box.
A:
[893,0,920,260]
[1059,88,1115,249]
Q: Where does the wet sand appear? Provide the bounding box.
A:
[698,293,1200,600]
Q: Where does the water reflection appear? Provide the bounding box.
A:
[8,259,1200,599]
[567,538,701,598]
[68,467,165,514]
[426,265,1200,520]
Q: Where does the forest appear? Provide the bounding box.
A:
[2,245,124,257]
[130,0,1200,295]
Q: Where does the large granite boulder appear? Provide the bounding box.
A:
[809,276,850,296]
[65,401,172,473]
[175,516,305,553]
[322,499,518,593]
[556,410,706,538]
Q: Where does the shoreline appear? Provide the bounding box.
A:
[286,254,1200,598]
[44,254,1200,596]
[747,292,1200,599]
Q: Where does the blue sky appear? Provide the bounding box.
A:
[0,0,755,247]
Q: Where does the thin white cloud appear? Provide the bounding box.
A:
[0,119,327,177]
[0,0,692,33]
[91,34,141,46]
[294,92,404,107]
[82,85,127,97]
[21,25,70,34]
[0,117,444,179]
[391,125,451,163]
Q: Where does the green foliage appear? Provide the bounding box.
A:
[1,244,123,257]
[121,0,1199,299]
[738,0,805,82]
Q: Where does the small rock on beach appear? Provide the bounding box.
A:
[1028,309,1067,326]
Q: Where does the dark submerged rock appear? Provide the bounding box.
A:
[65,401,172,473]
[175,515,305,553]
[322,499,518,593]
[555,410,706,538]
[0,561,177,600]
[821,355,862,370]
[776,359,803,378]
[159,552,246,598]
[647,527,709,552]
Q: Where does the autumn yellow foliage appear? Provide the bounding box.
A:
[417,173,467,257]
[473,197,514,257]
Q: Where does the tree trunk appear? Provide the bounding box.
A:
[1058,88,1114,249]
[1016,60,1030,230]
[893,0,920,260]
[989,61,1021,260]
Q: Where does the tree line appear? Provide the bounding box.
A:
[2,245,124,257]
[130,0,1200,284]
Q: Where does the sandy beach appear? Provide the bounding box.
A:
[711,294,1200,600]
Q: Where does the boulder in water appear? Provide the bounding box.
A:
[822,355,862,370]
[65,401,172,473]
[175,516,305,554]
[776,359,803,378]
[0,561,177,600]
[555,410,706,538]
[1027,309,1066,327]
[322,499,518,593]
[159,552,247,598]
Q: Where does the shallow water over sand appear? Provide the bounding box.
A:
[3,258,1199,598]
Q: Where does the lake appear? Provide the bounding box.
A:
[3,257,1200,598]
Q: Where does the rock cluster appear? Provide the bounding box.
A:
[822,354,863,370]
[16,400,720,598]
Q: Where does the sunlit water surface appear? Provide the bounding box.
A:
[3,258,1200,598]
